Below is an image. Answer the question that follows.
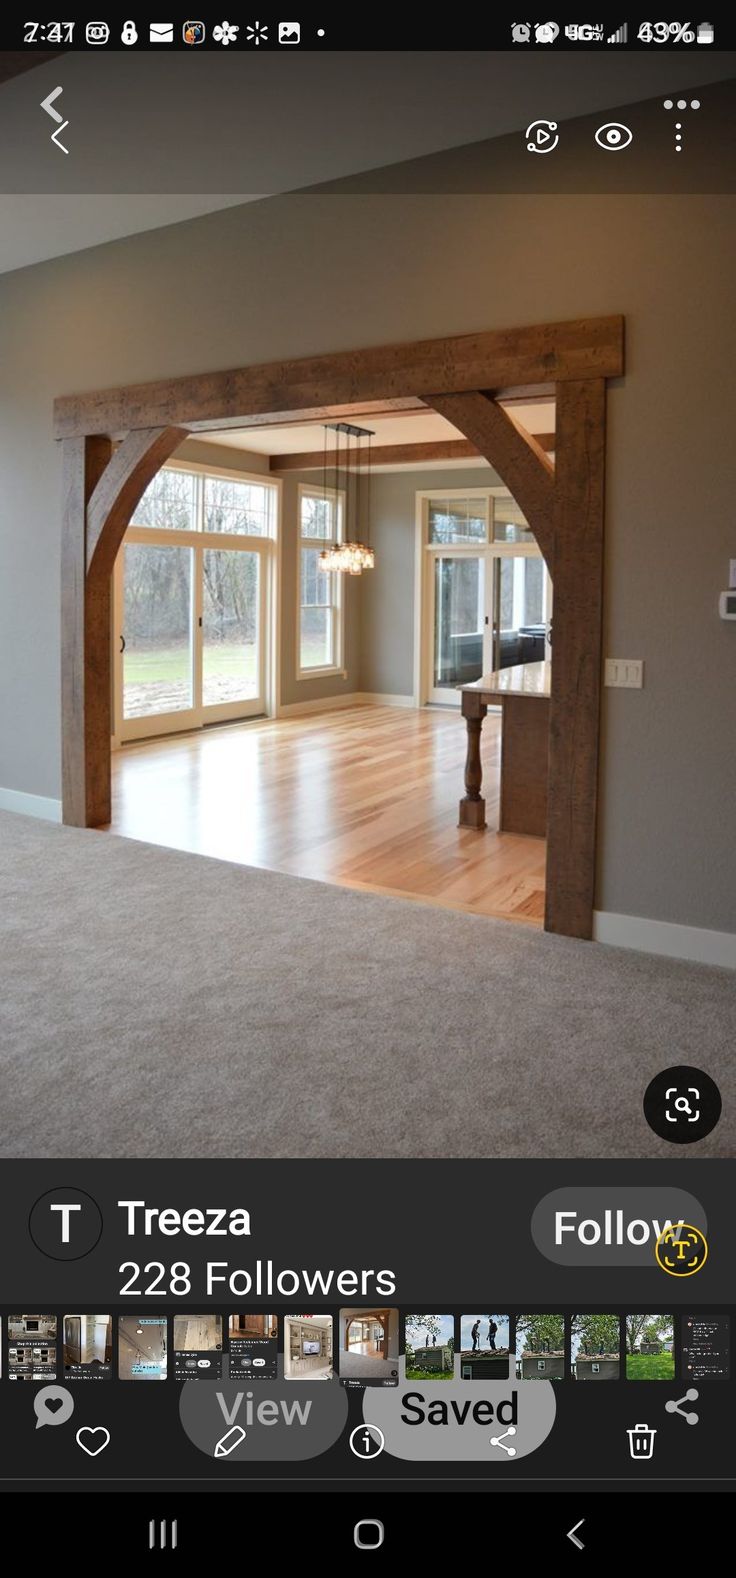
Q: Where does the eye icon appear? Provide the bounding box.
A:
[595,122,633,151]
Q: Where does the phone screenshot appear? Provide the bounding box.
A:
[0,17,734,1556]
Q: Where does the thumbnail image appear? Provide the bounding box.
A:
[404,1315,454,1381]
[460,1314,510,1379]
[625,1315,674,1380]
[63,1315,113,1379]
[682,1315,730,1381]
[571,1314,621,1380]
[284,1315,333,1380]
[173,1314,223,1380]
[7,1315,57,1381]
[229,1313,278,1379]
[515,1315,565,1380]
[339,1308,399,1388]
[118,1316,168,1381]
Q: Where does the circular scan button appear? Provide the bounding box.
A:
[643,1066,722,1145]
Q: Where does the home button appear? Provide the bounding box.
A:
[354,1519,385,1550]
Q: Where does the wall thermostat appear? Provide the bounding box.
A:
[719,590,736,620]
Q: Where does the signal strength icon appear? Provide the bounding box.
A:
[607,23,628,43]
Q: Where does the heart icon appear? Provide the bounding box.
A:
[46,1398,64,1414]
[76,1426,111,1457]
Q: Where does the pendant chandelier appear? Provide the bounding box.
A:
[318,422,376,576]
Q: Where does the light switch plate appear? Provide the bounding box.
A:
[604,658,644,689]
[729,558,736,590]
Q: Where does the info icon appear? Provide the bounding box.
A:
[643,1065,722,1145]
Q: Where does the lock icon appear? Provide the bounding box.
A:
[121,20,138,45]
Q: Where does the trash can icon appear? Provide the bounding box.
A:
[627,1422,656,1459]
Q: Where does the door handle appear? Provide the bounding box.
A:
[119,635,126,654]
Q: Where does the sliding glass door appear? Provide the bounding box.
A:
[421,489,552,706]
[431,554,489,699]
[114,465,277,743]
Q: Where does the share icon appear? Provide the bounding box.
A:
[490,1425,517,1456]
[665,1388,699,1425]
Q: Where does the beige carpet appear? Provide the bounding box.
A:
[0,809,733,1158]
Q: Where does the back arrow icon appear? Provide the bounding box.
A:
[567,1518,585,1550]
[40,86,69,153]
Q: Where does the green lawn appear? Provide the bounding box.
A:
[625,1353,675,1380]
[125,643,257,683]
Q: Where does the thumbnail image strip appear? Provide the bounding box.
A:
[404,1315,455,1380]
[460,1314,511,1380]
[515,1314,565,1380]
[625,1314,674,1379]
[570,1314,621,1380]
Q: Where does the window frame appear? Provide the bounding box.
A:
[297,482,346,680]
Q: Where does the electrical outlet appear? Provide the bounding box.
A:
[604,658,644,689]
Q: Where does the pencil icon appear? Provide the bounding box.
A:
[214,1425,246,1458]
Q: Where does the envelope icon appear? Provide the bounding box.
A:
[150,22,174,43]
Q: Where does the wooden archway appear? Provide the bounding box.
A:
[57,314,623,939]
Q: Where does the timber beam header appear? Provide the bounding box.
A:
[53,316,623,440]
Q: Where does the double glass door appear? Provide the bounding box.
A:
[113,466,276,743]
[429,547,550,703]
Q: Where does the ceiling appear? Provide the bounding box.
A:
[200,400,555,471]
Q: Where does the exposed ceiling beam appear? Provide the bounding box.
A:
[270,434,555,472]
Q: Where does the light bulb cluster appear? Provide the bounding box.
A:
[318,542,376,576]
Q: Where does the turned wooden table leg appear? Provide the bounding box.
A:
[459,694,487,828]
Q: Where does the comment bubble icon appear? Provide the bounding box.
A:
[34,1385,74,1429]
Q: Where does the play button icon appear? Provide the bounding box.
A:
[526,119,559,153]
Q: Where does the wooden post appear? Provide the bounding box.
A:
[61,435,113,827]
[545,379,606,938]
[459,691,488,828]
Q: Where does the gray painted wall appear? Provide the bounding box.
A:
[0,189,734,932]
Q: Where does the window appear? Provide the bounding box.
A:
[132,467,276,539]
[132,468,196,532]
[298,486,344,675]
[428,496,489,545]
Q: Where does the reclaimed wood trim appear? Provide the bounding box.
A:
[53,316,623,438]
[544,379,606,939]
[61,435,113,827]
[270,434,556,472]
[86,426,188,579]
[427,391,556,569]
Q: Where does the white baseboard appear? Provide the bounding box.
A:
[277,692,362,718]
[357,692,415,708]
[594,909,736,970]
[277,691,416,718]
[0,786,62,823]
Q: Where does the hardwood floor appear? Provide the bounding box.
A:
[109,704,546,926]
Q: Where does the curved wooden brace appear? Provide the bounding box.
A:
[86,424,188,582]
[426,391,555,571]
